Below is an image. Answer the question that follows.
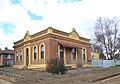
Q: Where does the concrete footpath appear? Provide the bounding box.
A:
[0,79,12,84]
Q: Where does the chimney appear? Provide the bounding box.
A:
[5,47,8,50]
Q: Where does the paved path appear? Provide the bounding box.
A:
[0,79,12,84]
[97,75,120,84]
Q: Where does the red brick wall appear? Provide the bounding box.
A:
[49,39,58,59]
[66,48,71,64]
[14,47,24,65]
[77,48,82,63]
[30,38,48,64]
[86,46,91,61]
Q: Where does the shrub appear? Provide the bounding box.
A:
[58,64,67,74]
[46,58,67,74]
[4,63,10,67]
[115,64,120,67]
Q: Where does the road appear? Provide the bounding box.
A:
[0,79,12,84]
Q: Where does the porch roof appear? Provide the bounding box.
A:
[57,40,82,49]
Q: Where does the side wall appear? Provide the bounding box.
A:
[14,37,57,69]
[13,46,24,69]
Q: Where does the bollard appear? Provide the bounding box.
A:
[12,69,15,83]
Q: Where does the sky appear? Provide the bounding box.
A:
[0,0,120,50]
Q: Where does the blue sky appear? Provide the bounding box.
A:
[27,10,44,20]
[0,0,120,49]
[0,21,15,35]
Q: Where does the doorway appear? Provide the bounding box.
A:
[26,48,29,66]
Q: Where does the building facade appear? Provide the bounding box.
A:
[13,27,91,69]
[91,51,100,60]
[0,47,14,66]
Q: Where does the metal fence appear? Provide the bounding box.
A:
[91,58,120,67]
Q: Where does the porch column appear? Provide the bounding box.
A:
[64,47,66,65]
[23,48,26,66]
[28,46,31,65]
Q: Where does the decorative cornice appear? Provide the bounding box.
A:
[69,28,80,40]
[14,27,91,48]
[23,31,31,42]
[14,32,91,48]
[47,27,53,33]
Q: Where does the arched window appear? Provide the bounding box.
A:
[34,46,37,59]
[20,50,22,61]
[16,51,18,61]
[41,45,44,59]
[82,49,85,60]
[72,48,76,59]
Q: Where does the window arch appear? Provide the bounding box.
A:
[41,44,44,59]
[34,46,37,59]
[39,43,45,59]
[72,48,76,59]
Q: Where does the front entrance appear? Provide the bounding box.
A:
[26,48,29,66]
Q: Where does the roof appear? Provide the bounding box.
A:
[57,40,82,49]
[14,27,91,47]
[2,49,14,54]
[0,47,14,54]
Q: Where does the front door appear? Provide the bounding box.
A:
[26,48,29,66]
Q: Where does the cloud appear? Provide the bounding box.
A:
[0,28,16,50]
[0,0,96,50]
[58,0,82,3]
[1,0,120,49]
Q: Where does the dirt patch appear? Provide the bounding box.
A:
[0,75,14,83]
[0,67,120,84]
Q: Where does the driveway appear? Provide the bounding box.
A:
[0,79,12,84]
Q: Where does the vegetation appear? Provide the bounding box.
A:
[46,58,67,74]
[4,63,11,67]
[115,65,120,67]
[93,17,120,60]
[1,67,120,83]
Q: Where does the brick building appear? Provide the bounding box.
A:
[0,47,14,66]
[13,27,91,69]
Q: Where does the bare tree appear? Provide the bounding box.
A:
[94,17,120,60]
[92,43,103,53]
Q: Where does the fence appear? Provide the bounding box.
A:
[91,58,120,67]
